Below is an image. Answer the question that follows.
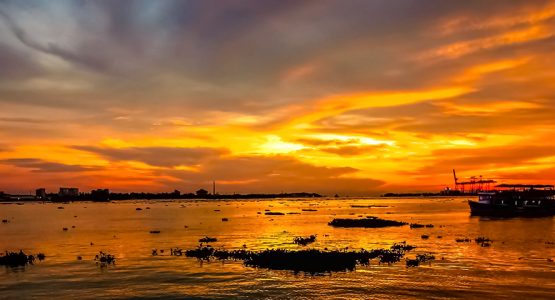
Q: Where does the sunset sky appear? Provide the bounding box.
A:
[1,0,555,195]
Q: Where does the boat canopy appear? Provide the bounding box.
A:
[496,184,554,189]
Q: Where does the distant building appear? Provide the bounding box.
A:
[59,187,79,197]
[36,188,47,199]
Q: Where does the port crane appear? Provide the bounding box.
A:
[453,169,496,194]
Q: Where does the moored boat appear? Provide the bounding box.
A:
[468,184,555,217]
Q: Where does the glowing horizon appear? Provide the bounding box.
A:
[1,1,555,195]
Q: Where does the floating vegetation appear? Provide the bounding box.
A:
[199,236,218,243]
[475,237,492,243]
[0,251,45,267]
[475,237,493,247]
[474,236,493,247]
[390,242,416,252]
[328,217,407,228]
[406,253,435,267]
[265,212,285,216]
[149,230,161,234]
[95,251,115,265]
[184,242,416,274]
[293,235,317,246]
[171,248,183,256]
[409,223,434,229]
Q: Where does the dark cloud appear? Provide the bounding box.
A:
[294,138,362,147]
[318,145,387,157]
[293,138,389,157]
[411,144,555,175]
[496,167,555,182]
[68,143,385,194]
[73,145,228,167]
[0,117,48,124]
[0,42,42,79]
[0,158,98,173]
[163,154,384,195]
[1,0,551,114]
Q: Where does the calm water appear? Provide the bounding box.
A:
[1,197,554,299]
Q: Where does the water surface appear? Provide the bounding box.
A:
[1,197,554,299]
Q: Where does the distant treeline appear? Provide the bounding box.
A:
[382,190,466,197]
[2,190,322,202]
[106,192,322,201]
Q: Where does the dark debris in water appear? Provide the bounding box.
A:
[293,235,316,246]
[409,223,434,229]
[199,236,218,243]
[328,217,407,228]
[265,212,285,215]
[475,237,492,243]
[475,237,493,247]
[95,251,115,266]
[406,253,435,267]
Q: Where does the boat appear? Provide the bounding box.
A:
[468,184,555,217]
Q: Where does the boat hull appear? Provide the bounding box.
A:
[468,200,555,217]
